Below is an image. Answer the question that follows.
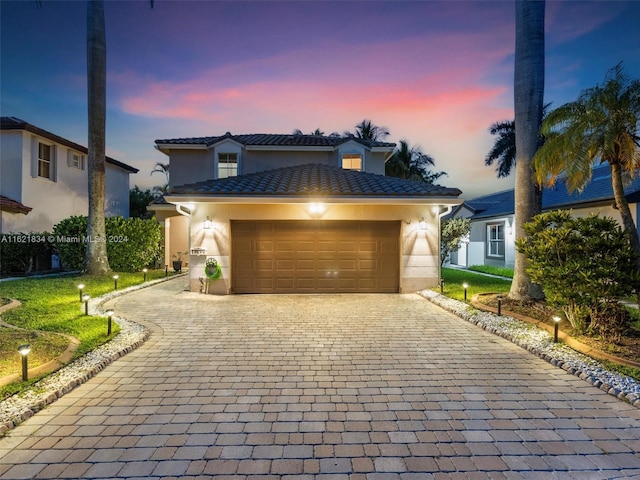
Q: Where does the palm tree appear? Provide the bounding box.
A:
[485,120,516,178]
[510,0,545,301]
[385,139,446,184]
[84,0,153,274]
[354,119,390,142]
[533,63,640,270]
[84,0,110,274]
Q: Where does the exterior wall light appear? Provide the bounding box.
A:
[143,268,148,282]
[553,316,561,343]
[106,309,114,336]
[419,218,427,230]
[77,284,85,302]
[113,274,119,290]
[18,344,31,381]
[308,203,325,217]
[204,217,212,230]
[83,294,91,315]
[463,283,469,302]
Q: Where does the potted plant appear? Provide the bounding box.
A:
[172,251,187,272]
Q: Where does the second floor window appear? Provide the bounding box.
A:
[38,143,53,179]
[218,153,238,178]
[342,153,362,171]
[487,223,505,258]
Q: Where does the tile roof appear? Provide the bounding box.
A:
[169,163,461,198]
[1,117,139,173]
[155,132,396,149]
[464,164,640,219]
[0,195,32,215]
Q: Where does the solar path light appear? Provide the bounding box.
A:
[106,309,114,336]
[83,294,91,316]
[18,344,30,381]
[77,284,85,302]
[553,316,561,343]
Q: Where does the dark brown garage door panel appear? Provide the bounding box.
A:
[231,220,399,294]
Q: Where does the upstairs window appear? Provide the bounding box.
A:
[342,153,362,171]
[68,152,85,170]
[38,142,54,179]
[218,153,238,178]
[487,223,505,258]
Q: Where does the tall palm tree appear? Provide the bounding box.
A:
[385,139,445,184]
[84,0,153,273]
[510,0,545,301]
[84,0,110,274]
[354,119,390,142]
[533,63,640,269]
[485,120,516,178]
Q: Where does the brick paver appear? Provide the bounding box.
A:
[1,277,640,479]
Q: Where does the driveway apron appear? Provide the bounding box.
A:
[1,277,640,479]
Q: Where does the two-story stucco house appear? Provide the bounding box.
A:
[0,117,138,234]
[151,132,462,294]
[449,163,640,269]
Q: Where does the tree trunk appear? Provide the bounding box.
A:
[611,162,640,271]
[509,0,545,301]
[84,0,111,274]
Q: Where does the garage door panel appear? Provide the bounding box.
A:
[232,220,399,293]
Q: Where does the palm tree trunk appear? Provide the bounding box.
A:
[509,0,545,301]
[611,163,640,271]
[84,0,111,274]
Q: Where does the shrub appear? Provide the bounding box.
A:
[516,210,637,338]
[0,232,53,275]
[53,216,162,272]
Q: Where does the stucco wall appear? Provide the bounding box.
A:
[183,202,441,294]
[169,149,215,187]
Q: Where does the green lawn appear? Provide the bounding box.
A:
[438,267,511,301]
[0,269,173,392]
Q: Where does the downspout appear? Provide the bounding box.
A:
[437,205,454,288]
[175,204,192,276]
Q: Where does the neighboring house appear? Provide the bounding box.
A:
[151,132,462,294]
[0,117,138,233]
[449,164,640,269]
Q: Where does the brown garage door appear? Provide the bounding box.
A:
[232,220,399,294]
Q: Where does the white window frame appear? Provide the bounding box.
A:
[218,152,238,179]
[68,151,85,170]
[37,142,55,180]
[487,223,505,258]
[341,153,362,171]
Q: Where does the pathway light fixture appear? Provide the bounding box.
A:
[113,275,119,290]
[83,294,91,316]
[143,268,148,282]
[553,316,561,343]
[18,344,30,381]
[497,295,503,316]
[105,309,114,336]
[463,283,469,302]
[77,284,85,302]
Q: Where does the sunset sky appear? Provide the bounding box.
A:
[2,0,639,200]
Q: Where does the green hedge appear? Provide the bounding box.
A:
[52,215,162,272]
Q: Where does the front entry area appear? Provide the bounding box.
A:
[231,220,400,293]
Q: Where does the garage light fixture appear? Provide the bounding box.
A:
[204,216,213,230]
[419,218,427,230]
[308,202,325,217]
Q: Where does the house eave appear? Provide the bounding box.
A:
[164,194,462,206]
[244,145,335,152]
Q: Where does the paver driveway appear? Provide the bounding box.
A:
[1,277,640,480]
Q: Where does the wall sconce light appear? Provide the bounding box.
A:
[106,309,114,336]
[18,344,30,381]
[77,283,85,302]
[553,316,561,343]
[463,283,469,302]
[308,203,325,217]
[113,275,119,290]
[142,268,148,282]
[204,217,212,230]
[83,294,91,315]
[419,218,427,230]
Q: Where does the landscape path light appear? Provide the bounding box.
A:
[83,294,91,316]
[113,274,119,290]
[143,268,148,282]
[18,344,30,381]
[440,278,444,294]
[165,265,168,277]
[553,316,561,343]
[105,309,114,336]
[77,283,85,302]
[463,283,469,302]
[497,294,502,316]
